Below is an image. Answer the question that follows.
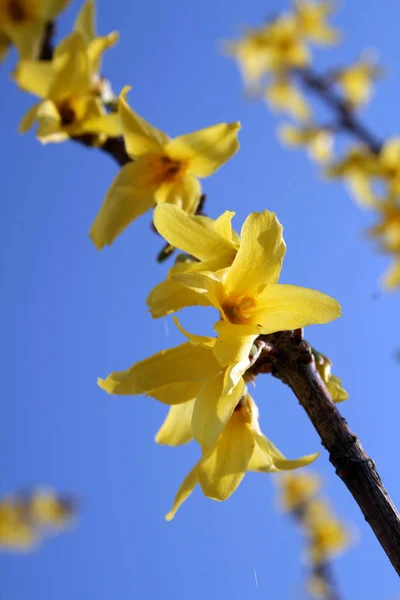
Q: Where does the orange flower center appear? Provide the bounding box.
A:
[223,295,256,324]
[151,155,188,184]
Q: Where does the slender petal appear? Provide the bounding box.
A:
[225,210,286,297]
[165,465,199,521]
[155,400,195,446]
[80,112,122,136]
[166,122,241,178]
[383,259,400,290]
[49,33,91,100]
[74,0,95,43]
[44,0,71,19]
[5,21,44,59]
[19,102,41,133]
[153,204,237,263]
[147,279,210,318]
[87,32,119,74]
[90,162,155,249]
[36,100,68,143]
[254,284,341,333]
[192,373,245,448]
[256,434,319,470]
[154,175,202,214]
[98,342,220,398]
[14,60,55,98]
[213,321,259,393]
[198,413,255,501]
[119,87,169,158]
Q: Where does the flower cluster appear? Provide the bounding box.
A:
[0,488,76,550]
[226,1,400,290]
[279,471,350,598]
[100,204,341,518]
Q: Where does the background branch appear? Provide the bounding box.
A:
[249,331,400,576]
[295,67,383,154]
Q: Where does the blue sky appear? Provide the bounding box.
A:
[1,0,400,598]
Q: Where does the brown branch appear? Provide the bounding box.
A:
[295,67,383,154]
[249,331,400,576]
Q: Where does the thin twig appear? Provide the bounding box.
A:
[295,67,383,154]
[249,331,400,576]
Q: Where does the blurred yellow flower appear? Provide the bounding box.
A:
[279,123,333,162]
[166,392,318,520]
[293,0,339,45]
[279,471,320,511]
[265,76,311,121]
[304,499,349,563]
[225,16,309,90]
[14,0,120,143]
[325,146,380,207]
[369,203,400,290]
[0,0,70,62]
[313,349,348,403]
[90,87,240,249]
[336,55,380,107]
[0,489,75,550]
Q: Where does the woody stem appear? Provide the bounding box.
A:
[250,331,400,575]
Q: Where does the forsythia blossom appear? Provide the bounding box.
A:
[279,123,333,162]
[335,54,380,108]
[0,488,75,550]
[14,0,121,143]
[0,0,70,62]
[90,88,240,249]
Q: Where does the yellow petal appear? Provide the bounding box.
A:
[98,342,220,399]
[90,162,155,249]
[170,270,225,310]
[80,112,122,136]
[50,33,90,100]
[118,86,169,158]
[173,316,216,348]
[4,20,44,59]
[74,0,95,43]
[36,100,68,143]
[192,373,245,448]
[166,122,241,178]
[14,60,55,98]
[87,32,119,74]
[265,79,310,121]
[256,434,319,470]
[153,204,237,263]
[165,465,199,521]
[214,211,238,246]
[213,321,259,393]
[155,400,195,446]
[382,259,400,290]
[254,284,341,333]
[154,175,202,214]
[43,0,71,19]
[19,102,41,133]
[225,210,286,297]
[198,412,254,501]
[147,279,211,318]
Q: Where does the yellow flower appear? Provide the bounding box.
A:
[0,489,74,550]
[0,0,70,62]
[147,204,240,318]
[312,349,348,403]
[14,0,120,143]
[279,471,320,511]
[165,392,318,520]
[325,146,380,207]
[369,203,400,290]
[265,75,311,121]
[279,123,333,162]
[225,16,309,90]
[161,210,340,386]
[90,88,241,249]
[336,55,380,107]
[376,138,400,202]
[293,0,339,45]
[304,499,349,564]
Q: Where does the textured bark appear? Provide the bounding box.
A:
[250,331,400,576]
